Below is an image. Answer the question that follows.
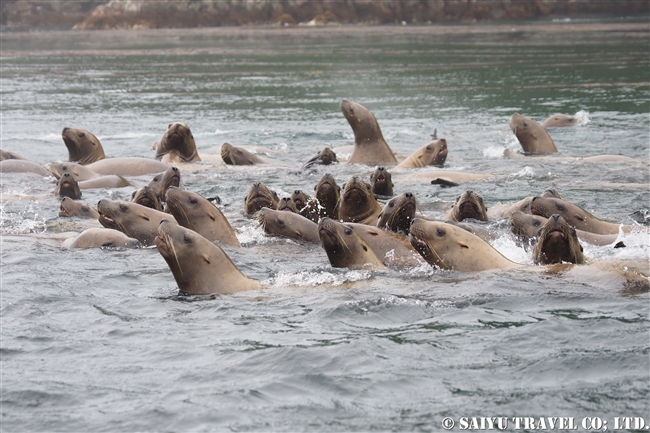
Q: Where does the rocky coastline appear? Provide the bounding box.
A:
[1,0,648,30]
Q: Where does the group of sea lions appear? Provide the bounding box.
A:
[1,99,648,294]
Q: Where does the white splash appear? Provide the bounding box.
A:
[483,146,507,159]
[267,269,372,287]
[574,110,591,126]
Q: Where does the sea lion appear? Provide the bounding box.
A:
[487,197,534,220]
[290,190,320,221]
[396,138,448,169]
[153,122,200,162]
[78,175,131,189]
[541,114,578,128]
[530,196,640,235]
[340,100,397,165]
[302,147,338,169]
[59,197,99,219]
[0,150,26,161]
[62,228,140,249]
[221,143,265,165]
[407,171,497,183]
[86,157,170,177]
[243,182,280,215]
[348,222,422,267]
[369,167,394,197]
[61,127,106,165]
[0,160,51,177]
[131,186,163,211]
[318,218,387,270]
[54,173,82,199]
[276,197,298,213]
[409,219,521,271]
[49,161,100,181]
[510,113,558,154]
[258,207,320,243]
[533,214,585,265]
[156,220,261,295]
[580,155,640,163]
[444,220,498,243]
[509,211,621,247]
[338,176,383,224]
[165,186,241,247]
[376,192,416,235]
[442,191,489,222]
[313,173,340,221]
[147,166,181,202]
[97,199,177,246]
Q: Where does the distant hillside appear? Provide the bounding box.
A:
[2,0,648,30]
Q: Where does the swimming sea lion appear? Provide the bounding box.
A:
[409,219,521,271]
[443,191,488,222]
[277,197,298,213]
[156,220,261,295]
[444,220,499,243]
[487,197,534,220]
[154,122,200,162]
[302,147,338,169]
[78,175,131,189]
[396,138,448,169]
[165,186,241,247]
[510,211,620,247]
[290,190,320,221]
[54,172,82,199]
[62,228,141,249]
[369,166,394,197]
[530,196,639,235]
[86,157,170,177]
[510,113,558,154]
[541,114,578,128]
[0,150,26,161]
[59,197,100,219]
[0,160,51,177]
[131,186,163,211]
[244,182,280,215]
[376,192,416,234]
[340,100,397,165]
[61,127,106,165]
[49,161,100,181]
[347,222,422,267]
[147,166,181,202]
[407,171,497,183]
[258,207,320,243]
[338,176,383,224]
[318,218,387,270]
[313,173,340,221]
[221,143,265,165]
[533,214,585,265]
[97,199,177,246]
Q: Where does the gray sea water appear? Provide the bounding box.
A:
[1,21,649,432]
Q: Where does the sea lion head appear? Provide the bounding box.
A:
[155,219,258,294]
[450,191,488,222]
[244,182,279,215]
[340,99,385,144]
[131,186,163,211]
[317,217,385,270]
[155,122,199,162]
[61,127,106,165]
[377,192,417,234]
[530,196,593,231]
[533,214,585,265]
[302,147,338,169]
[509,211,547,243]
[277,197,298,213]
[417,138,448,167]
[59,197,99,219]
[221,142,262,166]
[369,167,394,197]
[509,113,558,154]
[147,166,181,201]
[55,172,82,199]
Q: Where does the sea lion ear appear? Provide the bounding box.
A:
[138,213,150,221]
[202,253,211,264]
[208,213,216,221]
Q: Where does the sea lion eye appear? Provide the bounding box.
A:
[436,227,446,237]
[277,219,284,226]
[153,176,160,182]
[555,204,565,212]
[189,197,198,204]
[78,132,85,138]
[533,220,540,227]
[119,204,128,212]
[344,228,352,236]
[426,146,431,151]
[388,202,395,208]
[523,122,528,127]
[81,206,89,212]
[183,235,191,243]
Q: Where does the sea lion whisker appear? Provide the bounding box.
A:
[165,232,183,275]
